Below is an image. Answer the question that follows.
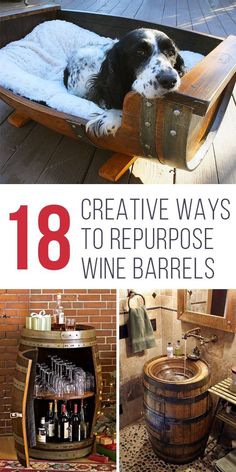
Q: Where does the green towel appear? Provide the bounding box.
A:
[128,306,156,353]
[215,449,236,472]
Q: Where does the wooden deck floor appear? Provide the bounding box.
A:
[0,0,235,184]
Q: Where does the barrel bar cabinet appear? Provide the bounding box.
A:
[11,326,102,467]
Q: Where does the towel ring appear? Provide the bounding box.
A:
[128,291,146,308]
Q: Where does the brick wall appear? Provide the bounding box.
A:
[0,289,116,436]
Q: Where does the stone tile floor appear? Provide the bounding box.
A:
[120,419,229,472]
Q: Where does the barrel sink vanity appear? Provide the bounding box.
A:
[143,356,212,464]
[11,326,102,467]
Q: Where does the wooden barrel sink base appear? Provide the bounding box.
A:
[143,356,212,464]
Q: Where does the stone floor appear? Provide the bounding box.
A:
[120,419,229,472]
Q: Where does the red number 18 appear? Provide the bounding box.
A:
[10,205,70,270]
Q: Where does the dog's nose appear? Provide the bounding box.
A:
[158,75,177,89]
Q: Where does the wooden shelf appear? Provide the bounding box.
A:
[216,410,236,428]
[209,378,236,405]
[34,391,95,400]
[209,378,236,441]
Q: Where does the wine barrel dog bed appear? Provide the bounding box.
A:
[0,3,236,182]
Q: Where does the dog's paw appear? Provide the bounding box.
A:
[86,109,122,137]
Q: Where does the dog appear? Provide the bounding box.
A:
[64,28,186,137]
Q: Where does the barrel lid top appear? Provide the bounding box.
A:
[21,324,96,339]
[23,323,95,332]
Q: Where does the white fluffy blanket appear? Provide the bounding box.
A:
[0,20,204,120]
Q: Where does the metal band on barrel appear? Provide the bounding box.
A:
[67,120,97,147]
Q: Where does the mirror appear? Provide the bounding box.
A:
[185,289,228,317]
[178,289,236,332]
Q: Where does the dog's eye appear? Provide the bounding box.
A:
[137,49,146,56]
[136,41,151,57]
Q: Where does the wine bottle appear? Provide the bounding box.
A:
[71,403,81,442]
[58,403,70,442]
[80,399,88,440]
[57,294,65,325]
[54,400,58,440]
[68,400,73,442]
[46,402,55,442]
[53,293,65,330]
[37,417,47,444]
[67,400,73,418]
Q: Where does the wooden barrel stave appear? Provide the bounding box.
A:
[148,430,208,464]
[29,438,94,460]
[144,403,212,443]
[144,388,210,419]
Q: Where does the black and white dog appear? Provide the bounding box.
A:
[64,28,186,137]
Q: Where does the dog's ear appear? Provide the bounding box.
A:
[100,44,127,109]
[174,52,186,77]
[105,45,119,75]
[88,44,127,110]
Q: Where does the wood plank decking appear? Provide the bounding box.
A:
[0,0,235,184]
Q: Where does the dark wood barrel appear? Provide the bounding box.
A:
[143,356,212,464]
[12,326,102,463]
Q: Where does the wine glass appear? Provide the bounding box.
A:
[63,364,76,394]
[74,368,86,395]
[86,372,95,392]
[65,318,76,330]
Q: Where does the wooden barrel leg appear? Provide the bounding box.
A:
[8,111,32,128]
[99,153,137,182]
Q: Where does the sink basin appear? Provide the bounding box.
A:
[157,366,194,382]
[144,355,210,385]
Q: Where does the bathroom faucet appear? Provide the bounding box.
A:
[182,327,201,340]
[182,327,218,345]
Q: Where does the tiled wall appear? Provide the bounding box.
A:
[0,289,116,435]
